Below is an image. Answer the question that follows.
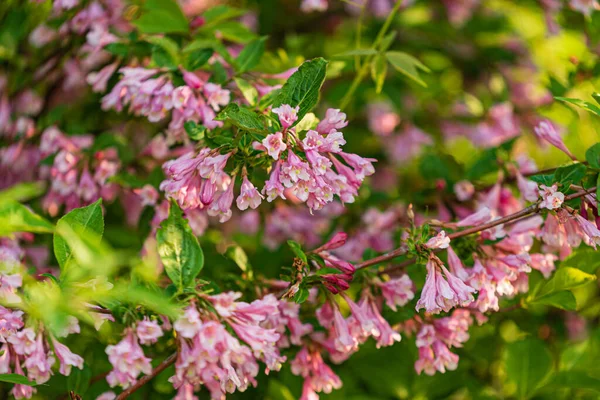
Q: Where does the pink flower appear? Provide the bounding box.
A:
[574,214,600,248]
[136,318,164,345]
[379,275,415,311]
[8,328,37,355]
[320,232,348,251]
[316,108,348,134]
[530,253,557,278]
[24,333,54,384]
[87,62,119,93]
[11,358,35,399]
[134,185,159,207]
[261,132,287,160]
[207,181,235,223]
[96,392,117,400]
[262,162,286,202]
[516,170,539,202]
[300,0,328,12]
[174,305,202,338]
[454,180,474,201]
[416,255,475,314]
[332,306,357,352]
[106,330,152,389]
[52,336,84,376]
[272,104,299,129]
[203,83,230,110]
[425,230,450,249]
[533,120,575,160]
[539,184,564,210]
[236,176,263,210]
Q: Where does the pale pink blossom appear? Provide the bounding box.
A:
[272,104,299,129]
[539,184,564,210]
[425,230,450,249]
[136,318,164,345]
[379,275,415,311]
[261,132,287,160]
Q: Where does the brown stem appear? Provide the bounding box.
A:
[115,352,177,400]
[357,187,596,273]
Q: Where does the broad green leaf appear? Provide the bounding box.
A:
[529,291,577,310]
[235,37,267,73]
[385,51,429,87]
[371,54,387,94]
[504,338,553,399]
[0,201,53,236]
[53,199,104,271]
[274,58,328,124]
[554,163,586,188]
[156,202,204,291]
[555,97,600,117]
[543,371,600,392]
[560,248,600,274]
[147,36,180,70]
[287,240,307,264]
[133,0,189,34]
[293,286,309,304]
[333,49,378,57]
[215,103,266,133]
[536,267,596,299]
[529,173,555,187]
[103,282,181,318]
[225,245,251,272]
[586,143,600,169]
[184,121,206,141]
[211,21,257,43]
[67,364,91,396]
[0,373,37,386]
[316,267,344,276]
[184,48,213,71]
[202,5,245,27]
[0,182,45,203]
[234,77,258,106]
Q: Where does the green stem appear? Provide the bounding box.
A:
[339,0,403,109]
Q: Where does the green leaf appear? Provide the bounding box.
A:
[184,48,213,71]
[234,77,258,106]
[235,37,267,73]
[53,199,104,271]
[293,286,309,304]
[0,373,37,386]
[536,267,596,298]
[184,121,206,141]
[586,143,600,169]
[202,5,245,27]
[560,247,600,274]
[554,163,587,188]
[333,49,378,57]
[0,201,54,236]
[529,173,555,186]
[287,240,307,264]
[211,21,257,43]
[133,0,189,34]
[385,51,429,87]
[225,245,251,272]
[529,291,577,310]
[545,371,600,392]
[215,103,266,133]
[555,97,600,117]
[371,54,387,94]
[274,58,328,125]
[147,36,180,70]
[316,267,344,276]
[0,182,45,203]
[504,338,553,399]
[156,201,204,291]
[66,364,91,396]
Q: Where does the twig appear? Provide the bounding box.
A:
[115,352,178,400]
[356,187,596,272]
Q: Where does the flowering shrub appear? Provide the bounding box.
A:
[2,0,600,399]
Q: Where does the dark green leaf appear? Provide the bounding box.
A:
[585,143,600,169]
[184,48,213,71]
[184,121,206,141]
[202,5,244,27]
[274,58,328,125]
[0,374,37,386]
[554,163,587,188]
[215,103,266,133]
[287,240,307,264]
[235,37,267,73]
[293,286,309,304]
[156,201,204,291]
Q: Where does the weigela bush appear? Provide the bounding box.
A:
[1,0,600,399]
